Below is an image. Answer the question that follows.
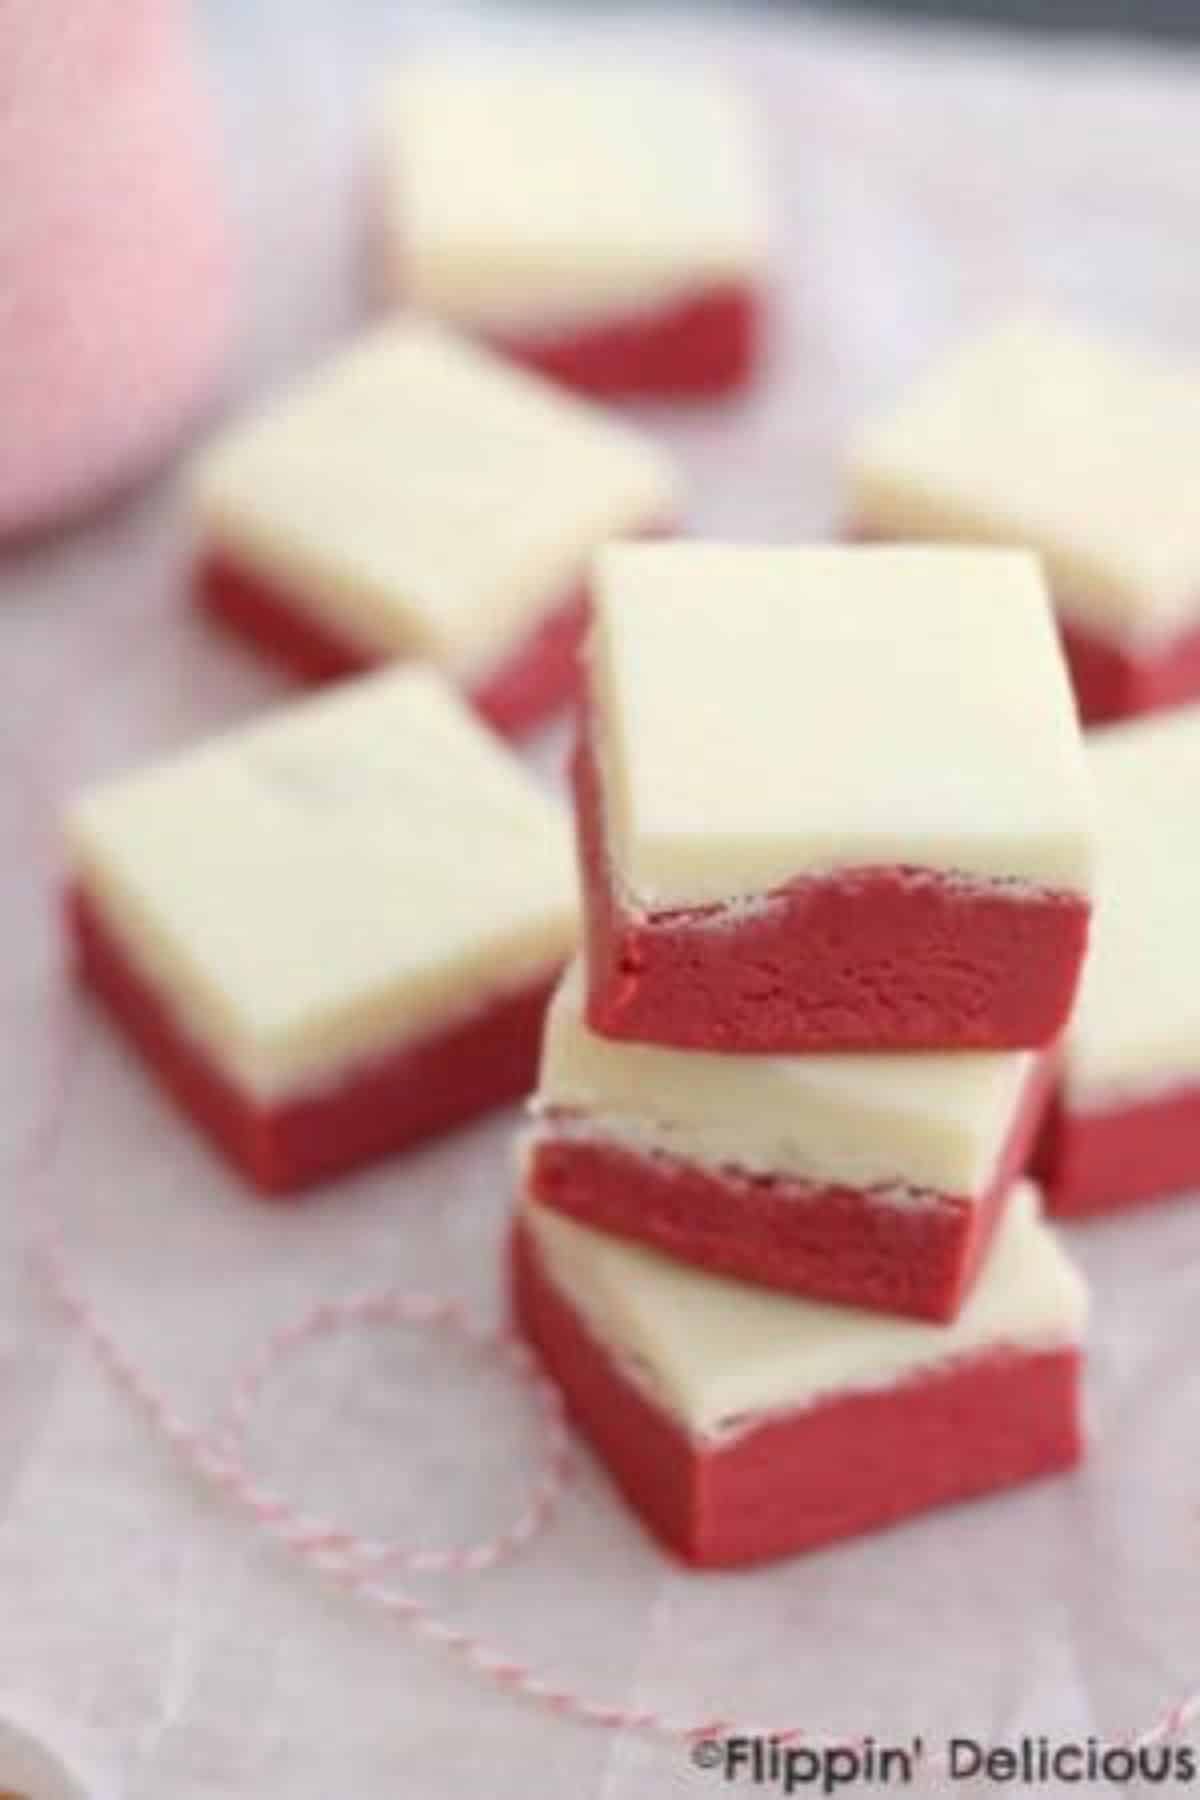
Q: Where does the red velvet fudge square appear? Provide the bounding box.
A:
[1036,706,1200,1217]
[525,961,1053,1321]
[374,64,767,398]
[578,543,1095,1053]
[849,316,1200,725]
[191,322,678,734]
[514,1182,1087,1567]
[65,668,577,1194]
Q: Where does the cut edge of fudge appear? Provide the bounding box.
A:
[188,321,680,717]
[481,285,763,401]
[1036,1077,1200,1220]
[64,665,578,1095]
[570,543,1094,1051]
[1064,706,1200,1108]
[573,731,1092,1053]
[520,1180,1086,1434]
[195,547,598,738]
[514,1181,1087,1565]
[1038,705,1200,1215]
[69,882,561,1195]
[846,314,1200,655]
[522,962,1054,1320]
[572,547,1101,1051]
[64,667,577,1188]
[535,959,1041,1196]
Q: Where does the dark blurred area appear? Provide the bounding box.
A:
[559,0,1200,40]
[821,0,1200,38]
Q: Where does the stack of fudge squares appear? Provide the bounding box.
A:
[516,542,1096,1568]
[57,47,1200,1576]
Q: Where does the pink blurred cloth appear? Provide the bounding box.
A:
[0,0,232,538]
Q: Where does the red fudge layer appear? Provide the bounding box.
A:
[527,1053,1052,1322]
[196,552,590,738]
[1058,613,1200,727]
[486,283,760,399]
[573,736,1090,1053]
[1035,1078,1200,1219]
[513,1221,1083,1567]
[68,885,558,1196]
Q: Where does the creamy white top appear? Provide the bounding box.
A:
[1067,706,1200,1104]
[533,960,1035,1199]
[524,1182,1087,1437]
[849,316,1200,647]
[590,543,1095,908]
[191,321,679,680]
[375,62,766,333]
[66,667,577,1096]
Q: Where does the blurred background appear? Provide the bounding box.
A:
[199,0,1200,37]
[747,0,1194,36]
[490,0,1192,37]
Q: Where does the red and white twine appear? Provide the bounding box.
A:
[4,653,1199,1757]
[19,985,743,1743]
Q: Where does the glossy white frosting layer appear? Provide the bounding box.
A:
[849,316,1200,646]
[376,61,766,334]
[533,960,1035,1199]
[192,321,679,681]
[590,542,1095,908]
[524,1181,1087,1437]
[1067,706,1200,1105]
[67,667,577,1097]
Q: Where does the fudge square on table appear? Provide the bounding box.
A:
[1038,705,1200,1218]
[65,667,577,1195]
[374,61,766,398]
[576,543,1095,1053]
[191,321,678,734]
[524,961,1052,1322]
[848,316,1200,726]
[514,1181,1087,1567]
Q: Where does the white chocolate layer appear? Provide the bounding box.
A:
[590,543,1095,908]
[1066,706,1200,1105]
[533,960,1035,1199]
[191,322,678,682]
[375,62,766,334]
[524,1182,1087,1438]
[849,316,1200,646]
[67,668,577,1097]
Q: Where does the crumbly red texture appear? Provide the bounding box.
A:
[196,552,590,738]
[68,885,558,1196]
[573,735,1091,1053]
[527,1053,1052,1323]
[1058,613,1200,726]
[1035,1078,1200,1218]
[486,284,761,399]
[513,1221,1083,1568]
